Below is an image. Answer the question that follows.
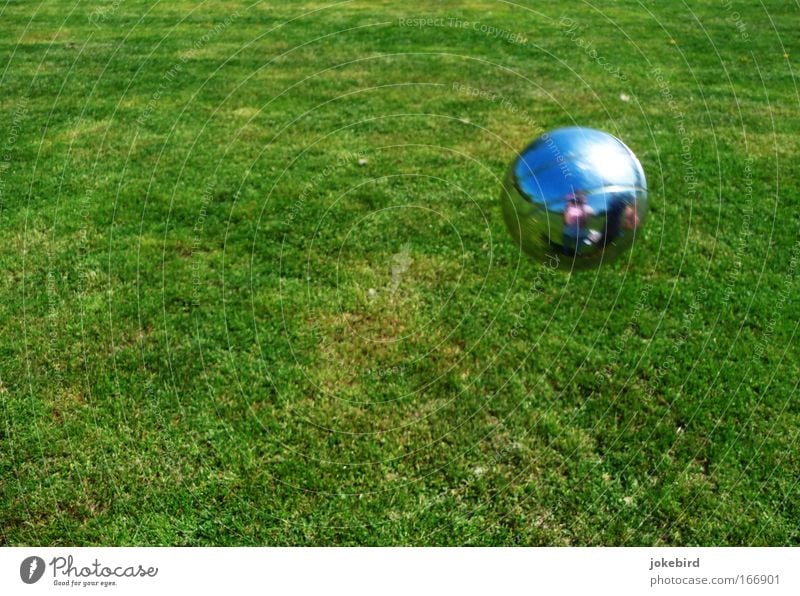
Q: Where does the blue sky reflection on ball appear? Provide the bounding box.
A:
[501,126,647,269]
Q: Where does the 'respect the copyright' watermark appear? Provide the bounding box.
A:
[398,17,527,45]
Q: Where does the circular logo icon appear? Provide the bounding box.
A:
[20,556,46,584]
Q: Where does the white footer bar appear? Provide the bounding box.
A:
[1,547,797,595]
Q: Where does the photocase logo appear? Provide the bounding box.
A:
[388,244,414,296]
[20,556,45,584]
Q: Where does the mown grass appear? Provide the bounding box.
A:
[1,0,798,545]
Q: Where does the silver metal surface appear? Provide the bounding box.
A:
[501,127,647,269]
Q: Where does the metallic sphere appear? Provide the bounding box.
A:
[501,127,647,269]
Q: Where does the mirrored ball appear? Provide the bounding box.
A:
[501,127,647,269]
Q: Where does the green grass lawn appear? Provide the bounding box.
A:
[1,0,798,545]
